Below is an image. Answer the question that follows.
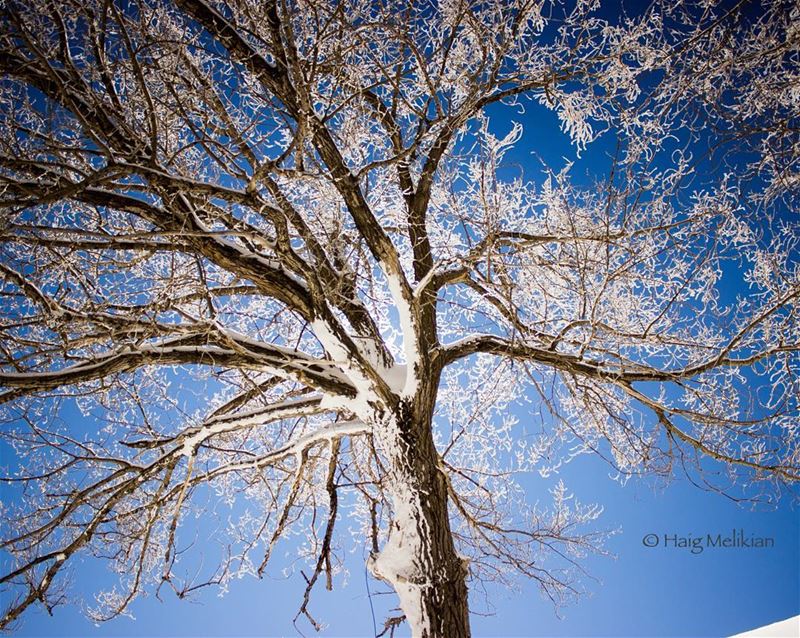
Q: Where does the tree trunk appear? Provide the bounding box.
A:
[369,392,471,637]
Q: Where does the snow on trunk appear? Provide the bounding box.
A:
[367,400,471,637]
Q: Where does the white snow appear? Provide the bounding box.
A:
[310,319,387,399]
[180,418,234,457]
[208,396,319,427]
[384,274,420,396]
[382,364,407,394]
[217,419,369,473]
[310,319,353,364]
[366,414,438,637]
[179,397,323,456]
[369,479,432,637]
[729,615,800,637]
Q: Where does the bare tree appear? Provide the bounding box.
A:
[0,0,797,635]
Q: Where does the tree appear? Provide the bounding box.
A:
[0,0,797,634]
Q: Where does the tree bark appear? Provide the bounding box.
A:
[369,387,471,637]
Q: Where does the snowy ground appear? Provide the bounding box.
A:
[730,615,799,637]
